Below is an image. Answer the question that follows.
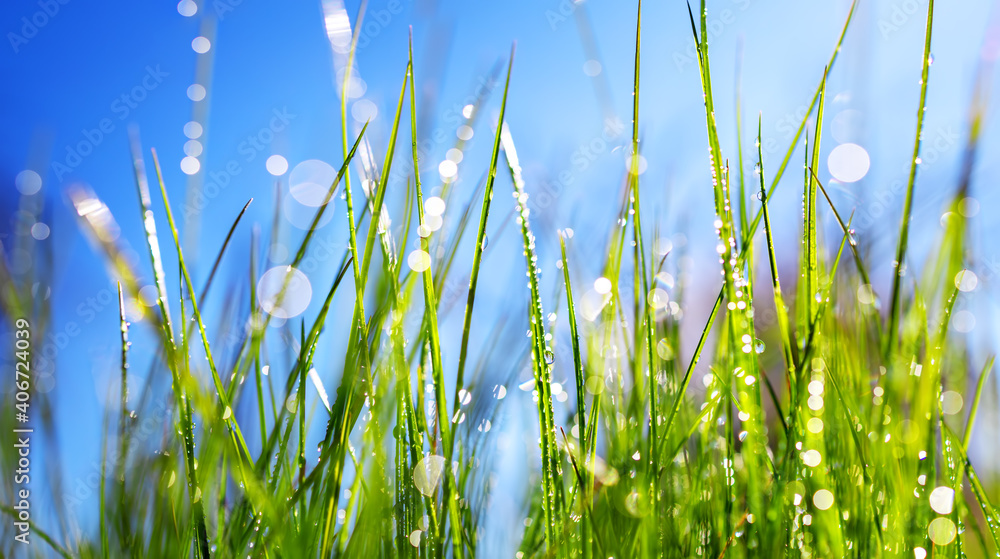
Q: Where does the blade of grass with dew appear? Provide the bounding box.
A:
[963,356,994,449]
[320,66,409,556]
[689,1,768,542]
[662,2,860,454]
[805,68,827,329]
[196,198,252,306]
[115,283,131,553]
[409,32,466,559]
[943,422,1000,549]
[757,115,797,416]
[453,44,515,423]
[500,120,566,552]
[123,143,211,558]
[152,149,270,559]
[886,0,935,358]
[151,149,255,467]
[627,5,662,548]
[740,0,858,251]
[559,233,589,559]
[129,131,175,347]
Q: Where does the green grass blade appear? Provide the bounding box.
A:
[963,356,994,450]
[559,233,589,559]
[500,116,565,552]
[409,32,466,558]
[886,0,935,357]
[757,115,797,397]
[454,45,515,416]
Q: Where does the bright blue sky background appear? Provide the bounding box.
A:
[2,0,1000,549]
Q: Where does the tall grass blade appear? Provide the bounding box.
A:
[886,0,935,357]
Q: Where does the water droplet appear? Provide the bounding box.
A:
[928,486,955,515]
[754,339,765,354]
[656,339,674,361]
[413,455,446,496]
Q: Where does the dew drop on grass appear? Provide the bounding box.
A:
[408,530,422,548]
[544,350,555,365]
[407,250,431,272]
[941,391,963,415]
[813,489,834,510]
[257,266,313,319]
[656,339,674,361]
[927,517,957,545]
[802,449,822,467]
[288,159,338,207]
[807,417,824,433]
[928,486,955,515]
[827,143,870,182]
[754,339,765,354]
[413,455,446,497]
[954,269,978,292]
[594,277,612,294]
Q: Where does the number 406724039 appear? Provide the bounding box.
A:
[14,318,31,415]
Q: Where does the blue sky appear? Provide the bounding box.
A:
[2,0,999,545]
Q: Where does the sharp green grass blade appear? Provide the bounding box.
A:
[454,45,515,420]
[887,0,935,358]
[500,118,566,553]
[963,356,994,450]
[409,31,466,558]
[757,115,797,402]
